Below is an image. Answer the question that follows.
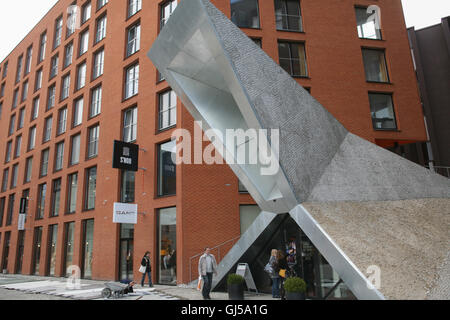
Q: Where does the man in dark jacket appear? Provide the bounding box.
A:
[141,251,153,287]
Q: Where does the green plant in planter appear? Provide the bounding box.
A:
[227,273,244,285]
[284,277,306,293]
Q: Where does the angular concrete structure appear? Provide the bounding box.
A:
[149,0,450,299]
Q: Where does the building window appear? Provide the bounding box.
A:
[278,41,308,77]
[81,219,94,279]
[2,61,8,79]
[12,89,19,109]
[1,232,11,272]
[10,164,18,189]
[160,0,177,30]
[54,16,63,49]
[5,141,12,163]
[0,197,5,227]
[79,30,89,56]
[95,15,107,43]
[36,183,47,219]
[35,69,43,91]
[158,90,177,130]
[64,42,74,68]
[97,0,108,10]
[90,86,102,117]
[32,227,42,274]
[369,93,397,130]
[1,169,9,192]
[64,222,75,276]
[355,7,382,40]
[14,135,22,159]
[67,6,77,37]
[157,207,177,284]
[119,223,134,281]
[47,84,56,110]
[24,157,33,183]
[87,125,100,158]
[157,140,176,197]
[57,107,68,135]
[5,194,15,226]
[15,230,25,274]
[93,49,104,79]
[126,23,141,57]
[25,46,33,75]
[18,107,25,129]
[67,173,78,213]
[9,114,16,136]
[50,55,59,79]
[275,0,302,32]
[124,64,139,99]
[85,166,97,210]
[55,141,65,172]
[123,107,137,143]
[120,170,135,203]
[70,134,81,165]
[231,0,260,29]
[32,97,40,120]
[28,126,36,151]
[61,74,71,100]
[51,179,62,217]
[77,62,87,90]
[362,49,389,83]
[128,0,142,18]
[40,149,50,177]
[15,55,23,84]
[73,97,84,127]
[1,82,5,97]
[44,116,53,142]
[240,205,260,234]
[21,81,29,102]
[47,224,58,276]
[0,101,2,119]
[251,38,262,47]
[82,1,91,24]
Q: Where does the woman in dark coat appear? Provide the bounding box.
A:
[140,251,153,287]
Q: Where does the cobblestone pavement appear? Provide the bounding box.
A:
[0,275,180,300]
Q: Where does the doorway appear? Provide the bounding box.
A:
[119,224,134,281]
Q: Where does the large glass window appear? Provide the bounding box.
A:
[40,149,50,177]
[278,41,308,77]
[95,15,107,43]
[32,96,40,120]
[120,170,135,203]
[50,55,59,79]
[157,140,176,197]
[70,134,81,165]
[64,42,74,68]
[85,167,97,210]
[90,86,102,117]
[44,116,52,142]
[28,126,36,151]
[47,224,58,276]
[36,183,47,219]
[87,125,100,158]
[275,0,302,32]
[5,194,15,226]
[61,74,70,100]
[73,97,84,127]
[32,227,42,275]
[93,49,104,79]
[24,157,33,183]
[57,107,68,134]
[64,222,75,276]
[123,107,137,143]
[35,69,43,91]
[1,232,11,272]
[51,178,62,217]
[54,16,63,48]
[77,62,87,90]
[158,207,177,285]
[128,0,142,17]
[15,231,25,274]
[67,173,78,214]
[82,1,91,24]
[79,30,89,56]
[119,223,134,281]
[362,49,389,83]
[126,23,141,57]
[55,141,65,171]
[355,7,382,40]
[161,0,178,29]
[47,84,56,110]
[124,64,139,99]
[369,93,397,130]
[82,219,94,278]
[231,0,260,29]
[158,90,177,130]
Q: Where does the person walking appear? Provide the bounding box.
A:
[198,247,217,300]
[140,251,153,287]
[268,249,281,298]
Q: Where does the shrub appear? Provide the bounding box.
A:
[283,277,306,293]
[227,273,244,285]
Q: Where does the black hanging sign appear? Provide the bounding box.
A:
[112,140,139,172]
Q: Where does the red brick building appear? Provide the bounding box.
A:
[0,0,425,288]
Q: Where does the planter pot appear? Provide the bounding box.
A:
[286,292,305,300]
[227,283,244,300]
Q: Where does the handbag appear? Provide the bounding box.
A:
[139,264,146,273]
[264,262,273,274]
[279,269,286,278]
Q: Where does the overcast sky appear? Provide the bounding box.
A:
[1,0,450,62]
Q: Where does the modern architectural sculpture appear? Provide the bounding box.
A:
[406,17,450,177]
[149,0,450,299]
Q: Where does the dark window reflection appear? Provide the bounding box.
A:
[231,0,260,29]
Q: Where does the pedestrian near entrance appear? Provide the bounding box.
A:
[140,251,153,287]
[277,250,288,300]
[198,247,218,300]
[268,249,281,298]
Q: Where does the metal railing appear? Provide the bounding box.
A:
[425,165,450,178]
[188,235,241,284]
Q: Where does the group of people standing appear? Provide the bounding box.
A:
[267,249,289,299]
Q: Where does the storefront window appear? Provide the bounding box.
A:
[158,207,176,285]
[47,224,58,276]
[119,223,134,281]
[15,230,25,274]
[157,140,176,197]
[82,219,94,278]
[1,231,11,272]
[32,227,42,275]
[64,222,75,276]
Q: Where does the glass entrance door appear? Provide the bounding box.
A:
[119,224,134,281]
[158,207,176,285]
